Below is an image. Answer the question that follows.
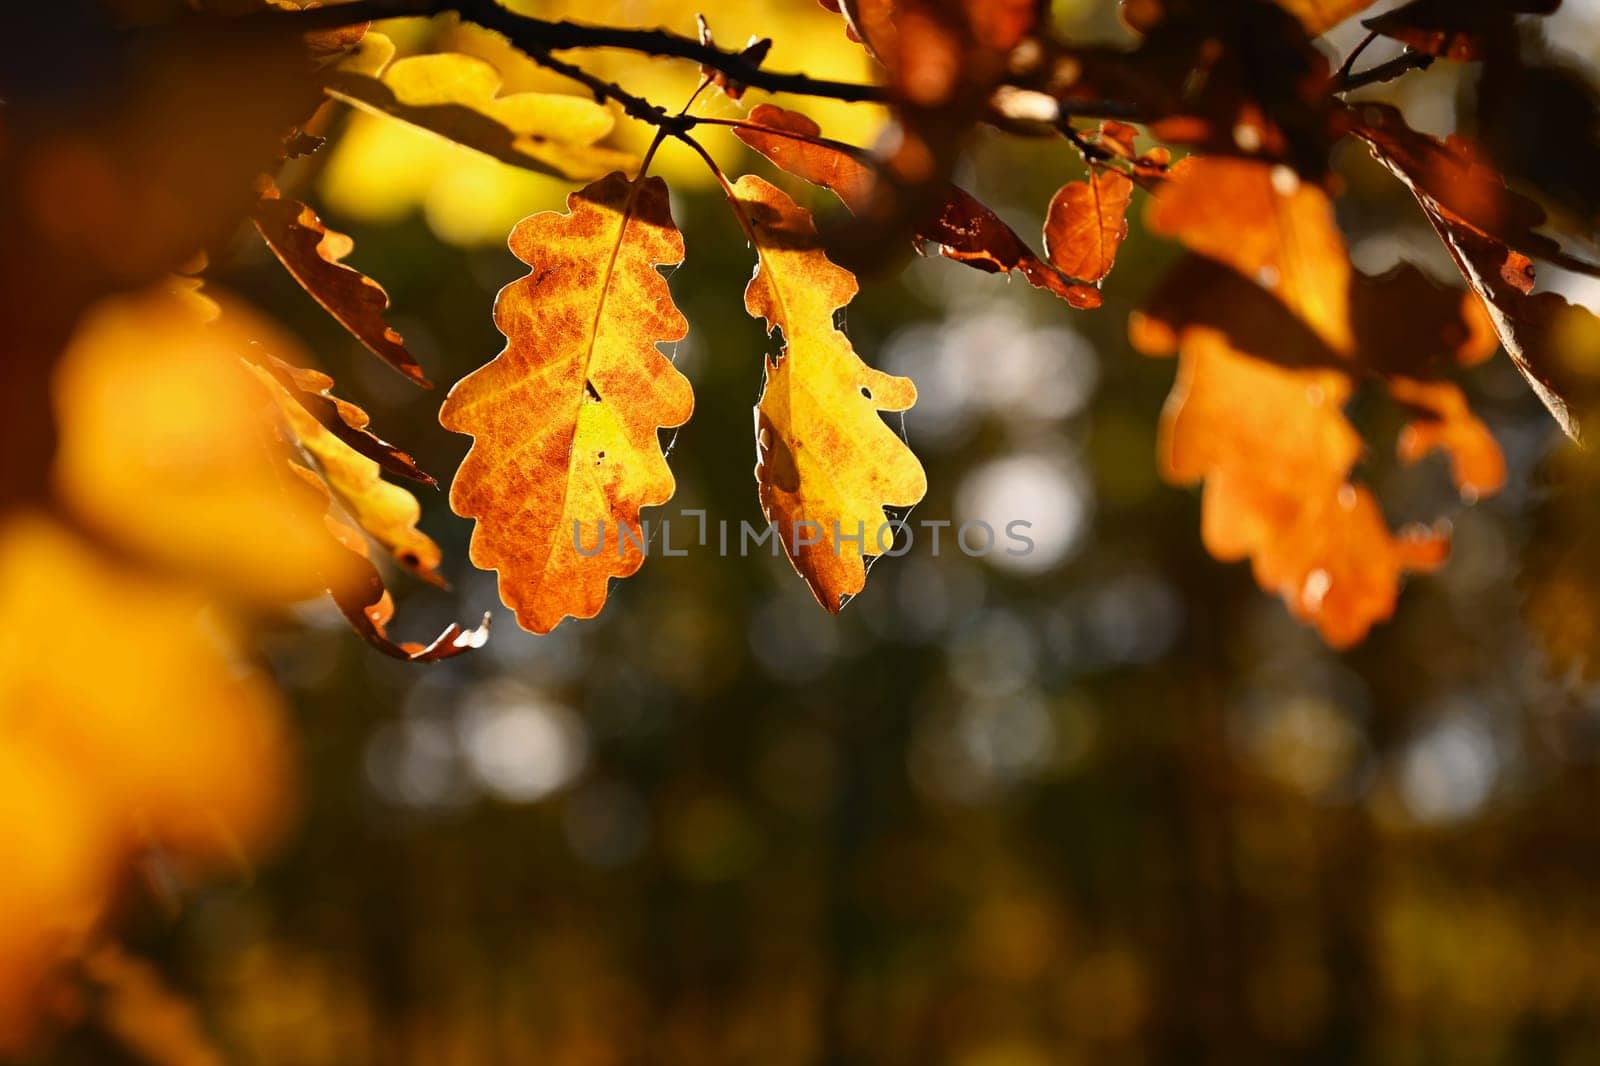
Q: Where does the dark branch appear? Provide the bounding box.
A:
[252,0,889,105]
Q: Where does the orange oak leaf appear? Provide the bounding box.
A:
[735,104,1101,309]
[1044,169,1135,284]
[734,174,928,610]
[253,182,431,387]
[1138,156,1468,646]
[440,173,693,635]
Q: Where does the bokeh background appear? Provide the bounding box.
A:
[29,1,1600,1063]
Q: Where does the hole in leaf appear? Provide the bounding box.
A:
[585,381,602,402]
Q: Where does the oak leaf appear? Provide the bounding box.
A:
[325,33,636,181]
[253,365,447,588]
[51,284,358,605]
[735,175,927,610]
[440,174,694,634]
[253,182,431,387]
[252,356,435,487]
[1137,157,1478,645]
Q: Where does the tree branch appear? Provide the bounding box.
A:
[256,0,889,105]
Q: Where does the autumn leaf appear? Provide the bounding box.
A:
[1136,157,1475,646]
[325,33,636,181]
[253,181,431,387]
[314,493,491,663]
[251,356,435,487]
[51,283,359,605]
[735,104,1101,308]
[440,173,694,635]
[1044,169,1135,285]
[253,365,447,588]
[1355,103,1600,441]
[0,514,297,1046]
[1274,0,1379,33]
[734,174,927,610]
[1364,0,1560,61]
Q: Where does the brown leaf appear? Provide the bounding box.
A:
[315,494,489,663]
[440,174,694,634]
[1364,0,1560,61]
[1044,170,1135,284]
[1355,102,1600,440]
[735,175,928,610]
[735,104,1102,309]
[253,182,431,387]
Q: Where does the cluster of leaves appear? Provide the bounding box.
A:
[4,0,1600,1044]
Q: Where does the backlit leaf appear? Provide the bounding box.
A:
[253,366,447,589]
[325,33,636,181]
[1044,170,1135,284]
[0,513,295,1045]
[253,181,431,387]
[440,174,694,634]
[1138,157,1466,646]
[251,356,435,487]
[51,283,358,605]
[735,104,1101,308]
[735,175,928,610]
[1275,0,1379,33]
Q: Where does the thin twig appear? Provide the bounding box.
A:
[1332,49,1434,93]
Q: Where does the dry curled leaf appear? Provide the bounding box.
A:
[735,175,928,610]
[440,174,694,635]
[1364,0,1560,61]
[1044,169,1135,284]
[1137,156,1478,646]
[314,493,490,663]
[253,182,431,387]
[1355,103,1600,441]
[325,33,636,181]
[251,356,434,487]
[253,365,447,589]
[734,104,1101,308]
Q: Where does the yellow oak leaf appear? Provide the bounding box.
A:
[734,174,927,610]
[325,33,636,181]
[0,514,296,1048]
[51,283,358,605]
[440,173,694,634]
[252,365,446,589]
